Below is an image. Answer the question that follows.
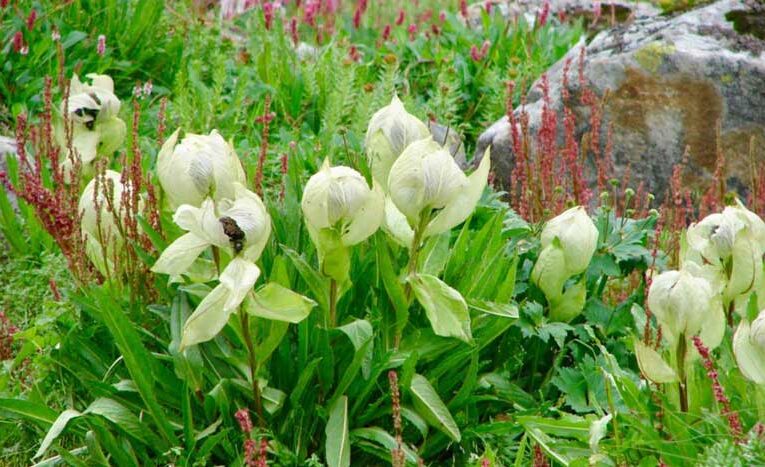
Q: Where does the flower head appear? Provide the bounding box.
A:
[365,95,429,187]
[385,136,491,243]
[156,128,247,210]
[301,160,383,246]
[56,74,126,176]
[733,309,765,384]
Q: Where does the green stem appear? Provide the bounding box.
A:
[676,334,688,413]
[240,310,264,426]
[604,369,622,458]
[398,212,430,348]
[329,278,338,328]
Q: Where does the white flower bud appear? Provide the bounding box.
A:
[156,128,247,209]
[365,95,429,186]
[301,160,383,246]
[647,270,715,342]
[540,206,598,277]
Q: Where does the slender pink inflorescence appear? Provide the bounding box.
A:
[533,445,549,467]
[97,34,106,56]
[0,311,19,361]
[537,0,551,27]
[254,94,274,197]
[388,370,405,467]
[396,9,405,25]
[26,9,36,30]
[692,335,744,443]
[459,0,469,19]
[263,2,274,30]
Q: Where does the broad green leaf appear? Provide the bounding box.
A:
[634,340,678,384]
[410,374,460,442]
[35,409,82,459]
[283,247,329,311]
[325,396,350,467]
[0,399,58,427]
[337,320,374,378]
[409,273,471,343]
[245,282,316,323]
[468,299,519,319]
[350,427,419,463]
[85,398,160,447]
[550,277,587,323]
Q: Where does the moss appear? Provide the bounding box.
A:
[634,42,676,74]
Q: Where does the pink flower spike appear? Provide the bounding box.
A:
[97,34,106,56]
[26,10,37,31]
[395,9,405,25]
[12,31,23,53]
[382,24,391,41]
[407,23,417,41]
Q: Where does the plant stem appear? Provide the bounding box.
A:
[240,310,264,426]
[676,334,688,413]
[398,212,430,348]
[329,278,338,328]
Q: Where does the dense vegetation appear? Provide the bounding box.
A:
[1,1,763,466]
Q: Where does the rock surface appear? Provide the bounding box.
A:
[475,0,765,198]
[466,0,660,30]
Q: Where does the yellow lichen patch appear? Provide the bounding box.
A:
[634,42,677,74]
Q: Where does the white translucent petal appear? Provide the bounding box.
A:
[150,232,211,276]
[425,147,490,237]
[342,181,384,245]
[180,285,232,350]
[219,258,261,312]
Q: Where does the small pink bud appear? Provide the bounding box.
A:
[382,24,391,41]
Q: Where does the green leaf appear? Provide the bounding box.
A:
[283,247,329,311]
[35,409,82,459]
[468,298,519,319]
[350,427,419,464]
[325,396,350,467]
[72,288,177,446]
[245,282,316,323]
[85,398,161,447]
[408,273,471,342]
[634,340,678,384]
[377,239,409,336]
[550,277,587,323]
[0,399,58,428]
[337,320,374,379]
[410,374,461,442]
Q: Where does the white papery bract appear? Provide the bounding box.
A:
[79,170,135,273]
[365,95,430,188]
[647,269,724,348]
[56,74,126,176]
[733,309,765,385]
[301,159,383,246]
[531,207,598,321]
[156,128,247,210]
[151,184,271,349]
[385,137,490,243]
[685,200,765,306]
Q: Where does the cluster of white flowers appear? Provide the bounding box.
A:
[637,201,765,386]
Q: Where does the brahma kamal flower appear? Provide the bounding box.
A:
[733,309,765,385]
[647,270,724,347]
[156,128,247,210]
[79,170,135,274]
[636,269,725,385]
[151,184,271,349]
[364,95,429,187]
[301,160,384,279]
[531,206,598,321]
[684,200,765,307]
[385,136,491,244]
[56,74,126,177]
